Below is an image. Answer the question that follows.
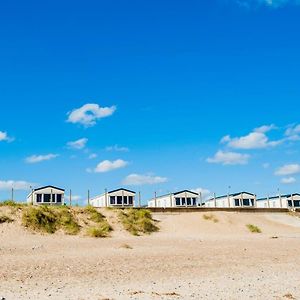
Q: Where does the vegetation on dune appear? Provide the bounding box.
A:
[119,209,159,236]
[203,214,219,223]
[22,206,80,235]
[0,200,26,208]
[246,224,261,233]
[0,214,14,224]
[84,206,112,238]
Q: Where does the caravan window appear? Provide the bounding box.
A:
[124,196,128,204]
[44,194,51,203]
[175,198,180,206]
[57,194,62,203]
[36,194,42,202]
[192,198,196,206]
[187,198,191,205]
[110,196,115,205]
[234,199,240,206]
[181,198,186,205]
[129,196,133,205]
[117,196,122,205]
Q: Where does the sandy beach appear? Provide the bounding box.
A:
[1,210,300,300]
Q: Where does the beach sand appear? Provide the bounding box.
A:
[1,210,300,300]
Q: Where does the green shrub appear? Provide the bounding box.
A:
[56,207,80,235]
[0,215,13,224]
[246,224,261,233]
[119,209,159,236]
[0,200,25,208]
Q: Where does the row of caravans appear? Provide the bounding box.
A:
[26,186,300,209]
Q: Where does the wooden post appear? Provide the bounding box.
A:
[227,193,230,208]
[138,191,141,207]
[87,190,90,206]
[279,193,282,208]
[169,192,172,207]
[69,189,72,206]
[122,190,124,208]
[241,193,244,208]
[267,194,270,208]
[254,195,257,208]
[31,187,34,205]
[50,189,53,206]
[154,192,157,208]
[105,189,108,207]
[11,187,14,202]
[185,191,188,207]
[291,194,295,209]
[199,192,202,207]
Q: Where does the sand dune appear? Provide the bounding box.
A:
[1,209,300,300]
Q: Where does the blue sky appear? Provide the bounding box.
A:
[0,0,300,203]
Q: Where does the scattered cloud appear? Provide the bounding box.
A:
[88,153,98,159]
[0,180,34,190]
[25,154,59,164]
[65,194,82,201]
[106,145,129,152]
[191,187,212,200]
[207,150,250,165]
[275,164,300,176]
[221,125,281,149]
[92,159,128,173]
[67,138,88,150]
[281,177,296,184]
[0,131,14,142]
[236,0,300,8]
[285,124,300,141]
[122,173,168,185]
[67,103,116,127]
[262,163,270,169]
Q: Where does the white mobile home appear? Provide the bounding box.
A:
[27,185,65,205]
[148,190,199,208]
[256,193,300,208]
[90,188,136,207]
[205,192,256,208]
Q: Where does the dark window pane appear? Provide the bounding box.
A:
[288,200,292,207]
[57,194,62,203]
[182,198,186,205]
[51,194,56,202]
[110,196,115,205]
[117,196,122,205]
[243,199,250,206]
[44,194,51,203]
[187,198,191,205]
[192,198,196,206]
[234,199,240,206]
[294,200,300,207]
[175,198,180,206]
[36,194,42,202]
[124,196,128,204]
[129,196,133,205]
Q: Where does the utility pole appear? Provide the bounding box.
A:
[11,187,14,202]
[138,191,141,207]
[154,191,157,208]
[87,189,90,206]
[69,189,72,206]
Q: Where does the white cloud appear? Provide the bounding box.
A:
[122,173,168,185]
[236,0,300,8]
[221,125,281,149]
[67,103,116,127]
[106,145,129,152]
[207,150,250,165]
[0,180,33,190]
[26,154,59,164]
[67,138,88,150]
[88,153,98,159]
[65,194,82,201]
[281,177,296,184]
[275,164,300,176]
[262,163,270,169]
[93,159,128,173]
[191,187,211,200]
[285,124,300,141]
[0,131,14,142]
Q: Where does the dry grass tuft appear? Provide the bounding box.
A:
[119,209,159,236]
[84,206,112,238]
[246,224,261,233]
[203,214,219,223]
[22,206,80,235]
[0,214,14,224]
[284,293,296,299]
[119,243,133,249]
